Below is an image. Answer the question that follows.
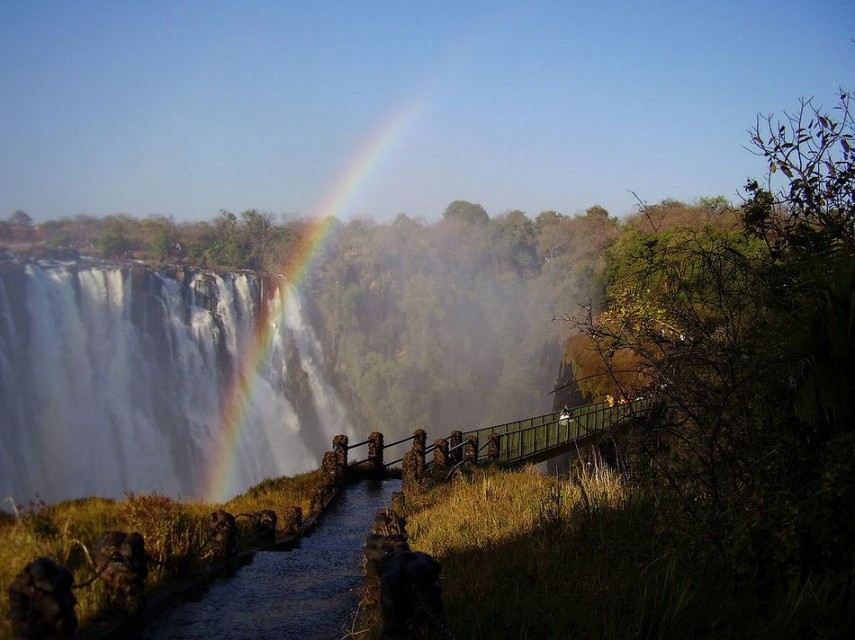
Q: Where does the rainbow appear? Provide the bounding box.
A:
[202,100,423,503]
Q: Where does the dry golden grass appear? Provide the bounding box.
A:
[368,464,627,638]
[0,469,322,640]
[222,469,322,523]
[356,462,852,640]
[354,463,651,639]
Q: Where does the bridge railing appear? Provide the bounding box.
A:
[339,397,655,474]
[348,433,416,468]
[463,398,653,465]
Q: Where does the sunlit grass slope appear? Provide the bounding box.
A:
[367,464,851,640]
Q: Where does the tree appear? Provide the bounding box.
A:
[744,91,855,252]
[493,210,536,271]
[743,91,855,423]
[583,204,609,219]
[240,209,275,270]
[9,210,32,226]
[142,215,177,261]
[442,200,489,225]
[206,210,248,268]
[96,216,131,258]
[736,92,855,579]
[579,91,855,585]
[534,209,565,229]
[698,195,731,213]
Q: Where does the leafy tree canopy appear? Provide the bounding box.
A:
[571,91,855,588]
[442,200,490,225]
[9,210,33,226]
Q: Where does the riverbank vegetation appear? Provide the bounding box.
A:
[0,470,321,638]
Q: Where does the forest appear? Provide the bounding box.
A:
[1,190,624,434]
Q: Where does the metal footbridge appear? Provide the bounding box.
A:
[345,397,657,472]
[454,397,655,467]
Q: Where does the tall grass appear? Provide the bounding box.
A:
[362,462,853,640]
[0,469,322,640]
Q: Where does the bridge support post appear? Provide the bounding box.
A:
[309,487,325,515]
[380,551,445,639]
[487,433,500,461]
[402,434,426,494]
[246,510,277,547]
[449,430,463,465]
[322,450,343,492]
[332,434,349,469]
[412,429,427,471]
[464,434,479,465]
[9,558,77,640]
[362,508,446,639]
[413,429,427,455]
[368,431,385,476]
[208,510,238,559]
[364,509,409,599]
[402,449,424,494]
[432,438,449,470]
[281,506,302,536]
[94,531,149,615]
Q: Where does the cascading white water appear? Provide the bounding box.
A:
[0,262,354,506]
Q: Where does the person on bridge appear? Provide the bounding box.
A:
[560,405,571,424]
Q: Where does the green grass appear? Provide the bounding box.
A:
[0,469,322,640]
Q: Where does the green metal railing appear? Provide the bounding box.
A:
[341,397,657,472]
[459,397,654,466]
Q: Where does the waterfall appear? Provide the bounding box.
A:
[0,262,353,506]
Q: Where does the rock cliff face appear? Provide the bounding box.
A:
[0,260,354,505]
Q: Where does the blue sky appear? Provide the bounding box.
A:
[1,1,853,224]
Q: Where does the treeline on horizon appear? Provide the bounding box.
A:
[0,196,727,272]
[0,196,733,437]
[0,189,753,446]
